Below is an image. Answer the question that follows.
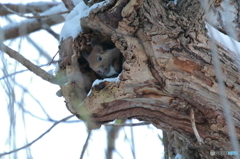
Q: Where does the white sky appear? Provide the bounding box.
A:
[0,1,164,159]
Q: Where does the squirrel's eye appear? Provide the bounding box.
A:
[97,57,102,62]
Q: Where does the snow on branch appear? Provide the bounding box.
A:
[2,3,69,40]
[201,0,240,42]
[4,14,64,41]
[2,16,64,40]
[0,2,59,16]
[0,3,69,19]
[60,0,109,40]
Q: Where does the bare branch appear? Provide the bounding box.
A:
[0,4,69,19]
[130,121,136,159]
[105,120,125,159]
[80,130,92,159]
[104,122,150,127]
[1,3,66,40]
[23,108,80,123]
[0,115,75,158]
[62,0,75,11]
[2,15,64,40]
[0,2,59,16]
[0,44,66,85]
[162,131,169,159]
[42,25,59,40]
[0,62,58,80]
[4,15,55,60]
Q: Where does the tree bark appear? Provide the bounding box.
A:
[59,0,240,158]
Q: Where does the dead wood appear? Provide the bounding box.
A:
[58,0,240,158]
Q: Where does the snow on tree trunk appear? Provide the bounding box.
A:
[58,0,240,158]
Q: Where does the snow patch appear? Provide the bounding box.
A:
[87,73,121,96]
[206,23,240,55]
[72,0,81,5]
[174,153,182,159]
[60,0,109,40]
[41,3,68,19]
[167,0,178,6]
[106,66,118,77]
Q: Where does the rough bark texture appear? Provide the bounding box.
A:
[58,0,240,158]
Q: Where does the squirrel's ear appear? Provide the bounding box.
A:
[92,45,104,54]
[91,38,99,47]
[82,51,89,60]
[101,41,115,50]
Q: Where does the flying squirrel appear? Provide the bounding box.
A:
[82,39,123,78]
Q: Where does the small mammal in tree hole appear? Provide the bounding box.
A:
[82,39,123,78]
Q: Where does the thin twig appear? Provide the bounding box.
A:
[104,122,150,127]
[80,130,92,159]
[190,109,204,145]
[49,51,59,66]
[130,120,136,159]
[0,3,69,19]
[0,115,75,157]
[34,17,59,40]
[23,108,80,123]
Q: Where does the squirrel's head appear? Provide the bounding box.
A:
[82,45,112,76]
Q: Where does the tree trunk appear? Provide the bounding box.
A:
[59,0,240,158]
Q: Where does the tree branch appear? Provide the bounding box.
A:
[0,44,66,85]
[105,120,126,159]
[104,122,150,127]
[62,0,75,11]
[0,2,59,16]
[0,115,74,158]
[3,16,55,60]
[2,14,64,40]
[0,62,58,80]
[0,3,69,19]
